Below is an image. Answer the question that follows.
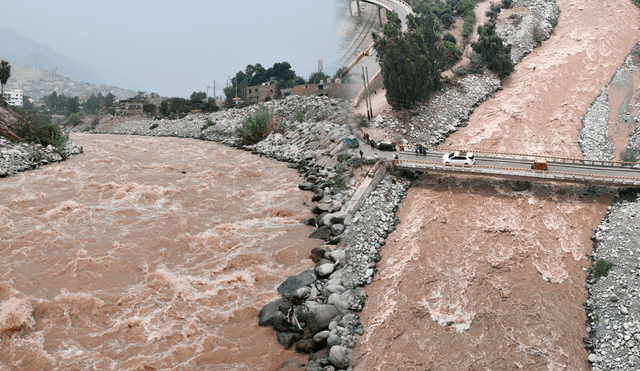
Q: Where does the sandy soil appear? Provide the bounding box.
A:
[353,0,640,369]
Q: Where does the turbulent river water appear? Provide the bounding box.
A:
[0,134,318,370]
[353,0,640,369]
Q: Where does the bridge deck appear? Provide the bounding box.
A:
[394,159,640,187]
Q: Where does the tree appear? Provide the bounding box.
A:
[104,93,116,107]
[471,22,514,79]
[0,60,11,98]
[413,2,446,78]
[23,96,36,112]
[190,91,207,102]
[143,103,156,114]
[307,71,331,84]
[84,94,101,113]
[267,62,296,83]
[67,96,80,114]
[373,12,441,110]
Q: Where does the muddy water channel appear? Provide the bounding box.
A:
[0,134,317,370]
[354,0,640,369]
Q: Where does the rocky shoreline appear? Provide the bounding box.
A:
[0,136,83,177]
[581,43,640,370]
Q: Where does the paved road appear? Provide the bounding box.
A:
[344,0,413,75]
[356,140,640,185]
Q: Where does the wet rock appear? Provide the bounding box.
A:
[330,223,345,236]
[309,226,331,240]
[277,332,303,349]
[329,345,352,369]
[307,305,340,334]
[315,260,335,278]
[313,330,331,343]
[258,298,290,327]
[327,334,341,348]
[278,272,314,301]
[295,339,316,354]
[312,203,332,214]
[298,182,314,191]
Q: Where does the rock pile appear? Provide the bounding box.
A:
[409,75,503,146]
[76,95,352,147]
[259,175,410,371]
[585,190,640,371]
[497,0,560,63]
[579,44,640,370]
[0,137,83,177]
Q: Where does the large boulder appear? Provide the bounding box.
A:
[277,270,316,301]
[277,331,302,349]
[329,345,352,369]
[307,304,340,334]
[258,298,290,328]
[309,226,331,240]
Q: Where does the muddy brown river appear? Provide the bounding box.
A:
[0,134,317,370]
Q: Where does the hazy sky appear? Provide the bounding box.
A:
[1,0,342,98]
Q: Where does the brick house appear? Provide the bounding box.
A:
[289,79,346,99]
[246,80,278,102]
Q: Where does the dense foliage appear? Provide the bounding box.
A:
[0,60,11,97]
[373,11,443,109]
[9,111,68,158]
[158,94,218,118]
[224,61,304,102]
[471,22,514,78]
[307,71,331,84]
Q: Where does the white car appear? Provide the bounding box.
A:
[442,151,475,165]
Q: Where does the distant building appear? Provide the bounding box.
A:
[2,89,23,107]
[290,79,346,100]
[245,80,278,102]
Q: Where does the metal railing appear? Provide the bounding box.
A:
[393,159,640,186]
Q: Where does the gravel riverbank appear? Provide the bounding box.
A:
[581,43,640,370]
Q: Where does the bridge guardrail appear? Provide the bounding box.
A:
[398,146,640,169]
[394,159,640,186]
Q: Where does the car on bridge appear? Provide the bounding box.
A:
[442,151,475,165]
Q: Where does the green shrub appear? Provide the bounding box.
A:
[201,119,215,131]
[594,259,614,278]
[236,105,273,146]
[462,13,475,39]
[67,113,83,127]
[14,118,69,159]
[621,149,637,163]
[295,111,304,122]
[328,164,346,189]
[501,0,512,8]
[443,33,457,44]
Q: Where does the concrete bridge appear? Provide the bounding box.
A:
[391,149,640,187]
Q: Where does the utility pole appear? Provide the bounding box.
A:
[365,66,373,119]
[207,81,216,99]
[361,66,370,120]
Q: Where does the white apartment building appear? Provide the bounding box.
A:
[2,89,23,107]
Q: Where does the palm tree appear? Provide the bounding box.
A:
[0,60,11,99]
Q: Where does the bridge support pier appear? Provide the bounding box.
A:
[344,0,352,16]
[377,5,383,26]
[355,0,361,17]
